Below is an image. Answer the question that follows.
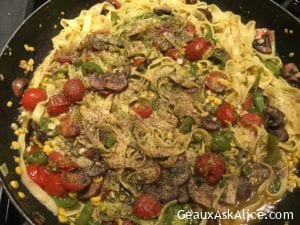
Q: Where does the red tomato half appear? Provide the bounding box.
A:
[130,103,153,118]
[27,164,49,188]
[21,88,47,111]
[240,113,262,127]
[47,94,70,116]
[63,79,85,102]
[44,173,68,197]
[243,94,253,111]
[133,194,161,219]
[48,151,78,172]
[185,37,213,61]
[194,152,226,185]
[215,103,237,126]
[61,170,91,192]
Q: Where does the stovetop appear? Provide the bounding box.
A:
[0,0,299,224]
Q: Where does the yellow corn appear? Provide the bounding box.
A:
[18,192,25,199]
[7,101,13,107]
[58,207,66,216]
[93,176,103,183]
[24,44,35,52]
[15,166,22,175]
[11,141,20,150]
[90,196,101,206]
[10,180,19,189]
[43,144,53,154]
[58,215,68,223]
[14,156,20,163]
[119,194,126,202]
[68,192,77,198]
[218,78,231,87]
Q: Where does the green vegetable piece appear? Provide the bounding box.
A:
[265,134,281,165]
[23,151,48,165]
[53,196,78,208]
[180,116,195,134]
[55,68,68,75]
[204,24,216,44]
[212,48,228,69]
[111,12,119,25]
[39,117,57,137]
[75,202,94,225]
[253,91,266,114]
[264,59,281,77]
[241,164,251,177]
[81,62,103,75]
[105,134,116,149]
[251,71,262,91]
[158,203,194,225]
[211,129,233,152]
[189,63,198,79]
[269,177,281,194]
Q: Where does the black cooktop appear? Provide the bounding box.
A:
[0,0,299,224]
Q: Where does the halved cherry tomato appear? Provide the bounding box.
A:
[44,173,68,197]
[47,94,70,116]
[48,151,78,172]
[132,56,146,67]
[185,37,213,61]
[243,94,253,111]
[133,194,161,219]
[205,71,230,93]
[194,152,226,185]
[63,79,85,102]
[184,21,196,34]
[21,88,47,111]
[27,164,49,188]
[166,48,183,64]
[57,116,80,138]
[240,113,262,127]
[61,170,91,192]
[130,103,153,118]
[215,103,237,126]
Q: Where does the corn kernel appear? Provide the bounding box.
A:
[90,196,101,205]
[11,123,18,130]
[218,78,231,87]
[11,141,20,150]
[15,166,22,175]
[93,176,103,183]
[43,144,53,154]
[58,215,68,223]
[68,192,77,198]
[14,156,20,163]
[58,207,66,216]
[7,101,13,107]
[18,191,25,199]
[119,194,126,202]
[24,44,35,52]
[10,180,19,189]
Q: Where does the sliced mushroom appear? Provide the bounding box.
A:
[244,162,270,187]
[188,179,214,208]
[236,177,253,202]
[84,161,108,177]
[200,115,221,132]
[198,8,213,22]
[281,63,300,88]
[164,160,190,186]
[252,29,272,54]
[153,7,172,16]
[268,126,289,142]
[177,185,189,203]
[12,77,28,97]
[82,148,102,162]
[89,33,121,51]
[264,106,285,128]
[79,182,103,201]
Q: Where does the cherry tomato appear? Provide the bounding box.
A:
[44,173,68,197]
[61,170,91,192]
[205,71,230,93]
[185,37,213,61]
[47,94,70,116]
[240,113,262,127]
[107,0,121,9]
[27,164,49,188]
[48,151,78,172]
[12,77,28,97]
[55,52,77,64]
[133,194,161,219]
[63,79,85,102]
[166,48,184,64]
[243,94,253,111]
[57,116,80,138]
[194,152,226,185]
[130,102,153,118]
[21,88,47,111]
[215,103,237,126]
[184,21,196,34]
[132,56,146,67]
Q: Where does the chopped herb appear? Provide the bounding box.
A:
[180,116,195,134]
[81,62,103,75]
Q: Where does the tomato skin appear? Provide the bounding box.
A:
[243,94,253,111]
[63,79,85,102]
[240,113,262,127]
[205,71,230,93]
[215,103,237,126]
[57,116,80,138]
[21,88,47,111]
[166,48,183,64]
[44,173,68,197]
[47,94,70,116]
[48,151,78,172]
[27,164,49,188]
[61,170,91,192]
[130,103,153,118]
[184,21,196,34]
[185,38,213,61]
[108,0,121,9]
[194,152,226,185]
[133,194,161,219]
[132,56,146,67]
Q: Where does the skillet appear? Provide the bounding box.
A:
[0,0,299,224]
